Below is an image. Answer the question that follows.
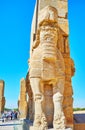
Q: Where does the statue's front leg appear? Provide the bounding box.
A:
[34,92,47,130]
[53,92,65,130]
[30,78,48,130]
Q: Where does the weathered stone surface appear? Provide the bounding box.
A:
[18,78,28,119]
[38,0,68,18]
[0,80,5,115]
[29,4,67,129]
[28,0,75,128]
[48,128,72,130]
[18,0,75,130]
[26,72,34,120]
[30,127,72,130]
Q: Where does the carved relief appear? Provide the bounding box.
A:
[27,0,75,130]
[29,6,67,130]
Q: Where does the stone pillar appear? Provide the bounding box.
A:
[29,0,75,129]
[57,30,75,128]
[0,80,5,115]
[63,57,75,128]
[26,73,34,120]
[18,78,28,119]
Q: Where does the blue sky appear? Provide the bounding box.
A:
[0,0,85,108]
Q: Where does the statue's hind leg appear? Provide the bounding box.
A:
[53,79,66,130]
[30,78,48,130]
[53,92,65,130]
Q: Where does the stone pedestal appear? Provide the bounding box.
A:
[30,126,72,130]
[48,128,72,130]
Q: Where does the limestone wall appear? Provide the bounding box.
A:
[57,29,75,128]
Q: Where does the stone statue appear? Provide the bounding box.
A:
[29,6,67,130]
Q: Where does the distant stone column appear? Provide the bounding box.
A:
[18,78,28,119]
[0,80,5,115]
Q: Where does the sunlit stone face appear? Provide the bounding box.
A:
[40,25,58,45]
[39,24,58,62]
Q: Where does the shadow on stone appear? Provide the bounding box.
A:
[74,114,85,130]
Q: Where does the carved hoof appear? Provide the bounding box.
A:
[40,113,48,130]
[53,113,65,130]
[34,93,43,102]
[34,114,41,127]
[33,113,48,130]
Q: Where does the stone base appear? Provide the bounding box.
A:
[30,126,72,130]
[30,126,39,130]
[49,128,72,130]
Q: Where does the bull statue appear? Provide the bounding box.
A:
[29,6,67,130]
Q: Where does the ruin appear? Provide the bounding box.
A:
[18,0,75,130]
[18,78,28,119]
[0,80,5,115]
[28,0,75,130]
[18,74,34,120]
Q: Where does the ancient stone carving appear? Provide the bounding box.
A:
[53,92,65,129]
[29,6,67,130]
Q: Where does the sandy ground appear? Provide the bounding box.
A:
[0,120,22,130]
[0,126,14,130]
[73,110,85,114]
[0,111,85,130]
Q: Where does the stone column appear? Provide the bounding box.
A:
[29,0,75,129]
[18,78,28,119]
[0,80,5,116]
[26,73,34,120]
